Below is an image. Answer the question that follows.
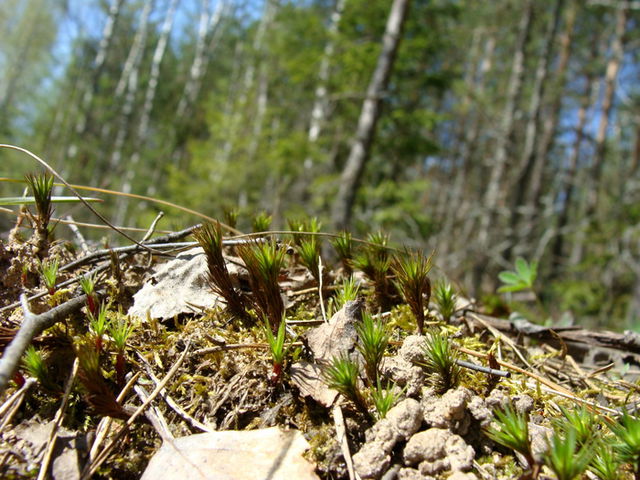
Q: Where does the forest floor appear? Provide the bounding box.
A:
[1,223,640,480]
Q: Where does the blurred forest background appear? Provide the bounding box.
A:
[1,0,639,330]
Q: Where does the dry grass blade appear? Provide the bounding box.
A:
[82,340,191,479]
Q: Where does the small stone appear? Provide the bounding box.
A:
[448,471,479,480]
[380,356,425,397]
[365,418,401,452]
[353,441,391,479]
[397,468,434,480]
[421,387,471,432]
[467,395,491,426]
[512,394,534,414]
[399,335,426,363]
[386,398,423,440]
[404,428,474,475]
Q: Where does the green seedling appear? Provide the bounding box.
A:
[237,240,286,330]
[288,217,321,246]
[23,345,57,392]
[38,256,59,295]
[353,232,395,310]
[193,222,249,321]
[355,312,389,385]
[433,280,457,322]
[76,340,130,420]
[89,302,109,353]
[485,403,537,478]
[264,316,288,383]
[420,329,460,393]
[80,272,98,317]
[24,172,54,256]
[252,211,272,233]
[332,231,353,275]
[109,314,135,388]
[370,379,399,420]
[223,206,239,229]
[609,410,640,477]
[297,237,321,282]
[498,257,538,293]
[393,251,433,334]
[543,427,593,480]
[554,405,597,447]
[328,276,360,316]
[589,442,621,480]
[323,354,367,413]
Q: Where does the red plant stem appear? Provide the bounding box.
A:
[86,294,97,317]
[12,370,25,388]
[116,353,125,388]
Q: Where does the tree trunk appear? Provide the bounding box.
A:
[588,3,627,215]
[331,0,411,230]
[477,0,534,250]
[507,0,564,259]
[114,0,178,227]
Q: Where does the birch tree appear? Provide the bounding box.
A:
[331,0,411,230]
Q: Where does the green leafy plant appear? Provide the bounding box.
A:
[297,236,322,282]
[109,314,135,388]
[79,272,98,317]
[485,403,538,478]
[554,405,597,447]
[24,172,54,256]
[38,256,59,295]
[420,329,460,393]
[542,427,593,480]
[264,316,288,383]
[23,345,57,392]
[393,251,433,334]
[498,257,538,293]
[89,302,110,353]
[433,280,457,322]
[331,231,353,275]
[353,232,396,311]
[222,206,239,229]
[288,217,321,246]
[370,380,399,420]
[237,240,286,330]
[355,312,389,385]
[252,211,272,233]
[328,276,360,316]
[609,410,640,476]
[323,354,367,413]
[589,442,621,480]
[193,222,250,322]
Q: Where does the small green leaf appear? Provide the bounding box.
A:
[498,271,521,285]
[497,284,527,293]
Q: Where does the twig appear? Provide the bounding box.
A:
[37,358,78,480]
[136,352,212,432]
[82,340,191,479]
[455,359,510,377]
[193,341,303,357]
[0,294,87,397]
[88,373,140,463]
[65,215,90,254]
[332,404,359,480]
[318,256,328,323]
[141,211,165,242]
[133,383,174,442]
[0,378,36,429]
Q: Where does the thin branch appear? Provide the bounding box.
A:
[0,294,87,397]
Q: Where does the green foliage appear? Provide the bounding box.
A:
[237,240,287,330]
[393,251,433,333]
[589,442,621,480]
[22,345,51,389]
[554,405,597,447]
[353,232,396,310]
[25,172,54,226]
[420,329,460,393]
[109,314,135,353]
[264,316,288,382]
[89,301,109,352]
[297,236,321,282]
[222,206,239,230]
[252,211,273,233]
[485,404,535,470]
[433,280,457,322]
[498,257,538,293]
[355,312,389,385]
[332,231,353,275]
[38,256,59,295]
[609,410,640,473]
[542,427,593,480]
[328,276,360,316]
[370,380,399,420]
[323,354,366,412]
